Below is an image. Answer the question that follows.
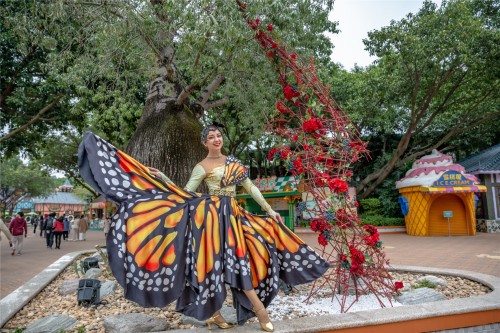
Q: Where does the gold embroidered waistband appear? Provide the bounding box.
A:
[209,189,236,197]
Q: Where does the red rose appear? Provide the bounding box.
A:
[290,53,297,60]
[255,18,260,25]
[266,51,274,58]
[328,178,348,193]
[280,148,291,159]
[267,24,273,31]
[363,224,378,235]
[292,157,305,174]
[291,134,298,141]
[354,201,359,207]
[294,100,300,107]
[283,84,300,100]
[349,246,365,266]
[302,117,323,133]
[394,281,404,292]
[271,42,278,49]
[276,101,290,114]
[364,235,378,247]
[318,233,328,246]
[267,148,279,161]
[346,170,353,177]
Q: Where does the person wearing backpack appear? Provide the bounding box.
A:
[53,216,65,249]
[44,212,56,249]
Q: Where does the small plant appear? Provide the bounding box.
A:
[77,326,86,333]
[13,328,24,333]
[72,261,81,278]
[414,280,436,289]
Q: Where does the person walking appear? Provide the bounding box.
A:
[71,215,80,241]
[33,216,39,234]
[79,215,88,241]
[39,214,47,237]
[0,218,13,247]
[53,216,65,249]
[9,212,28,255]
[63,215,70,241]
[103,217,111,238]
[44,212,56,249]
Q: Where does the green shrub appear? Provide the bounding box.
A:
[360,214,405,226]
[359,198,382,215]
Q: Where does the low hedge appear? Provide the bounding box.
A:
[359,214,405,227]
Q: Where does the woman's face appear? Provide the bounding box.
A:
[204,129,223,151]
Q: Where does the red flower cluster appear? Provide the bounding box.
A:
[363,224,378,235]
[329,178,348,193]
[318,233,328,246]
[283,84,300,100]
[267,148,279,161]
[276,100,290,114]
[349,245,365,274]
[394,281,404,292]
[364,234,380,247]
[281,147,291,159]
[302,117,323,133]
[292,156,305,174]
[310,218,332,232]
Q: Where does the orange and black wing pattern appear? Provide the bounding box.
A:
[79,132,193,307]
[220,155,249,187]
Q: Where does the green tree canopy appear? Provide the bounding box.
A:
[336,0,499,200]
[0,157,55,215]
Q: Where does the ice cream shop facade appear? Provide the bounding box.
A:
[396,150,486,236]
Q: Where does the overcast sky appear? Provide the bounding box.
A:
[328,0,443,70]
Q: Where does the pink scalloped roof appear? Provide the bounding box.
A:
[396,150,479,188]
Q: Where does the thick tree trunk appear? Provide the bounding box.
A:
[125,98,206,187]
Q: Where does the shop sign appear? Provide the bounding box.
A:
[17,201,34,209]
[433,170,473,187]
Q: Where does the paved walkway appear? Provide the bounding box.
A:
[0,229,106,299]
[300,232,500,277]
[1,227,499,300]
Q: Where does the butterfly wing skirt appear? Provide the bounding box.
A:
[78,132,329,323]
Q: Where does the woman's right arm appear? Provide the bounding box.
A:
[184,164,206,192]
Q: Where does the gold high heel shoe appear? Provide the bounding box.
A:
[252,307,274,332]
[205,313,234,330]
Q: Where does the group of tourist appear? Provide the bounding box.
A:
[0,212,92,254]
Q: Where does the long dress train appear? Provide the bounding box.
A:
[78,131,329,324]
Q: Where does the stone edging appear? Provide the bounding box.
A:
[1,253,499,332]
[0,250,92,328]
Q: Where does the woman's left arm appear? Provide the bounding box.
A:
[241,178,282,223]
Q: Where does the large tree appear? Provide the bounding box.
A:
[336,0,499,199]
[31,0,336,185]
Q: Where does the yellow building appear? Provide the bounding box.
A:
[396,150,486,236]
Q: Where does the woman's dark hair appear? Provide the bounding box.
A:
[201,123,225,142]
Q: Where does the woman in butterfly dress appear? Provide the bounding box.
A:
[78,126,329,332]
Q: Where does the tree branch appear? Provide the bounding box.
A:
[196,74,225,106]
[202,97,229,110]
[0,95,65,143]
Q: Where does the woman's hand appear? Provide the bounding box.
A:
[147,167,161,178]
[269,211,283,223]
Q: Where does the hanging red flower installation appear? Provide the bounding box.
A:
[236,0,401,312]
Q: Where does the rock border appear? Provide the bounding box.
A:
[1,252,499,332]
[0,250,92,327]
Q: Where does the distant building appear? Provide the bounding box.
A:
[15,180,86,217]
[459,144,500,232]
